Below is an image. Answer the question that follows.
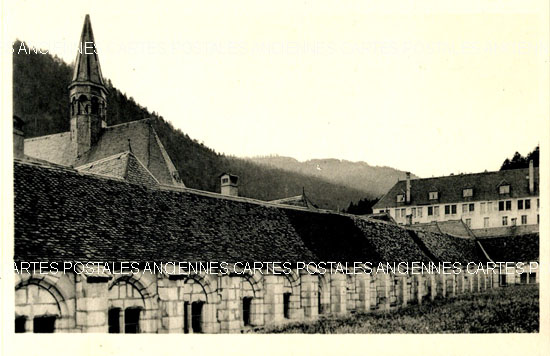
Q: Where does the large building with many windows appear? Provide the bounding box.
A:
[372,166,539,236]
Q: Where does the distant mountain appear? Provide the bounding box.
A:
[248,156,416,198]
[13,40,396,211]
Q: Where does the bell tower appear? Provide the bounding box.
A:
[69,14,108,158]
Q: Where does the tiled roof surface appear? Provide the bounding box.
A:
[76,151,160,188]
[14,160,494,265]
[479,233,539,262]
[411,230,488,264]
[270,193,318,209]
[373,168,539,209]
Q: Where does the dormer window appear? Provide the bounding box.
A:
[463,188,473,198]
[222,178,229,184]
[499,185,510,195]
[428,191,438,200]
[396,194,405,203]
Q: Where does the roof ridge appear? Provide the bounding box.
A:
[24,131,70,142]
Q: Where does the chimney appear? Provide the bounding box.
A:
[220,173,239,197]
[405,172,411,203]
[13,115,25,159]
[528,160,534,194]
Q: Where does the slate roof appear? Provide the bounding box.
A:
[24,119,184,187]
[373,168,539,210]
[14,160,492,265]
[479,233,539,262]
[76,151,160,188]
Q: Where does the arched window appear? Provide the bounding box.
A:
[78,95,87,115]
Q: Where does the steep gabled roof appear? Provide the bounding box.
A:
[269,190,318,209]
[373,168,539,210]
[14,160,491,264]
[24,119,184,187]
[76,151,160,188]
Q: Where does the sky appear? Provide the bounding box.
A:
[4,0,549,177]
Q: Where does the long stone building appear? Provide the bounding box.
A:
[13,15,539,334]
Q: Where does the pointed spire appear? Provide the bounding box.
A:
[71,14,106,89]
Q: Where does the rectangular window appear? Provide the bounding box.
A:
[499,201,504,211]
[451,205,457,214]
[434,206,439,216]
[537,199,540,209]
[191,302,204,333]
[445,205,450,215]
[465,218,471,227]
[488,202,493,212]
[499,185,510,194]
[283,293,291,319]
[401,208,406,218]
[480,202,486,214]
[518,200,523,210]
[15,316,26,333]
[429,191,438,200]
[428,207,433,216]
[521,215,527,225]
[411,207,416,218]
[418,207,422,217]
[484,217,490,228]
[525,199,531,209]
[108,308,121,333]
[462,204,468,213]
[125,308,141,334]
[502,216,508,226]
[511,218,517,226]
[463,188,473,197]
[33,316,56,333]
[506,200,511,211]
[469,203,475,212]
[242,297,252,326]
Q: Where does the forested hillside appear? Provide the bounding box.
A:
[12,40,402,210]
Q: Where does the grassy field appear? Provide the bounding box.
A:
[262,284,539,333]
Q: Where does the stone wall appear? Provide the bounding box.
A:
[13,265,537,333]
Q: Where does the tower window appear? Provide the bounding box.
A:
[33,315,56,333]
[91,97,99,115]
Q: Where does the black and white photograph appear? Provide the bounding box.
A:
[1,0,548,355]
